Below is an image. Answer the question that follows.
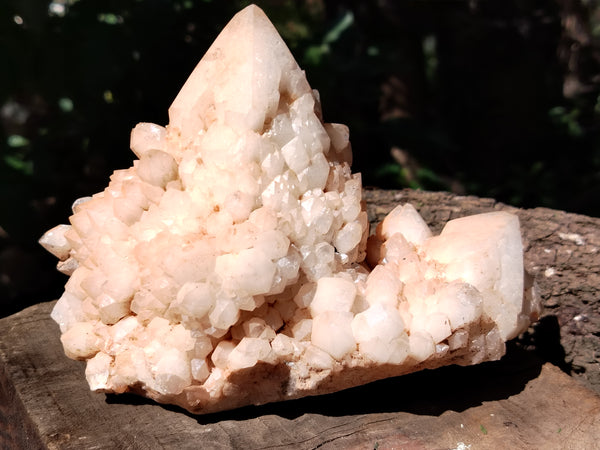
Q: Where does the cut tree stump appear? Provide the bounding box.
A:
[1,188,599,449]
[364,188,600,394]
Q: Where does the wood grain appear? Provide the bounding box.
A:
[1,188,599,449]
[364,188,600,393]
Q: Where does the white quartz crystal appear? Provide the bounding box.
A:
[40,4,539,415]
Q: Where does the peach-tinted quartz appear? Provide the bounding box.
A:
[40,5,540,414]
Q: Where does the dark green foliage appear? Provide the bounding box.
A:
[1,0,599,316]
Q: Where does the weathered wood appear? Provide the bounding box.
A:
[364,188,600,393]
[1,188,599,449]
[1,301,599,449]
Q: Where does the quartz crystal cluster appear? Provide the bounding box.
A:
[40,5,539,414]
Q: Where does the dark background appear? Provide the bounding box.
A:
[1,0,599,317]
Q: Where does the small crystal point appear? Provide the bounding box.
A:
[41,4,539,415]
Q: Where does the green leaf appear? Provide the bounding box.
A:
[58,97,74,112]
[366,46,379,56]
[97,13,123,25]
[423,35,438,82]
[548,106,583,137]
[322,11,353,45]
[7,135,30,148]
[304,10,354,65]
[4,154,33,175]
[304,45,327,65]
[103,90,114,103]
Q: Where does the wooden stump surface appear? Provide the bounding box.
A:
[1,188,599,449]
[364,188,600,393]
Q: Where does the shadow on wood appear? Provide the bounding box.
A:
[104,346,544,425]
[2,188,599,449]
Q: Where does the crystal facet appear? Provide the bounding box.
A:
[40,4,540,414]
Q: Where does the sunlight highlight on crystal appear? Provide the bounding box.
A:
[40,4,540,414]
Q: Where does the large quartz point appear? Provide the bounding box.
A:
[39,4,540,414]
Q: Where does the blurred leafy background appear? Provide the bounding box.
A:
[1,0,599,317]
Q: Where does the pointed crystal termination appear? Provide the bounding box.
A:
[169,4,310,138]
[40,4,540,414]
